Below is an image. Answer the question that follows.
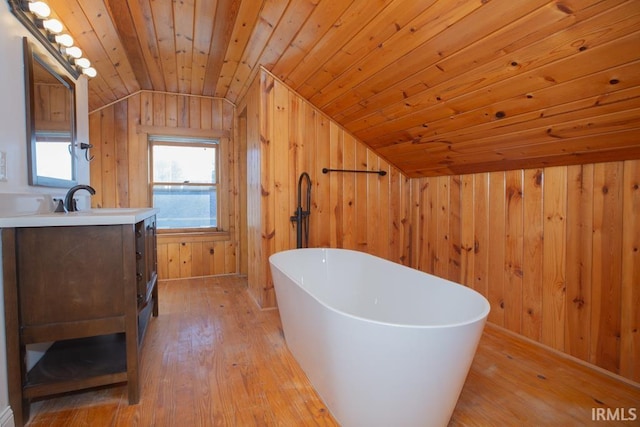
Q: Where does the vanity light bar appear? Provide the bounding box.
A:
[8,0,97,79]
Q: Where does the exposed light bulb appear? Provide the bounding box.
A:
[27,1,50,19]
[75,57,91,69]
[82,67,97,78]
[64,46,82,59]
[21,1,96,80]
[54,33,74,47]
[42,18,63,34]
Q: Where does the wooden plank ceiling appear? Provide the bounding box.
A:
[47,0,640,177]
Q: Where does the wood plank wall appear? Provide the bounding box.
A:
[88,91,239,279]
[409,162,640,382]
[237,69,411,308]
[34,82,71,131]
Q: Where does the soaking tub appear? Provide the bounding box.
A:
[269,248,490,427]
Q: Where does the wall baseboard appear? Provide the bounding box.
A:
[0,406,14,427]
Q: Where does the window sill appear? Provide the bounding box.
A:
[157,229,230,244]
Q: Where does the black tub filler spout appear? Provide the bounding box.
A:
[290,172,311,249]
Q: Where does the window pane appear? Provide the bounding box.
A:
[153,185,217,229]
[153,145,216,184]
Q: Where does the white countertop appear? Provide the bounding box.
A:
[0,208,157,228]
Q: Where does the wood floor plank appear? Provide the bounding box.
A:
[26,277,639,426]
[451,323,640,426]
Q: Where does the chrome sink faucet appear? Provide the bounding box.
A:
[64,185,96,212]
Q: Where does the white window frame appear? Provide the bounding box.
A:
[149,135,220,232]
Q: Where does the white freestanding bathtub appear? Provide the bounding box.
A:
[269,248,490,427]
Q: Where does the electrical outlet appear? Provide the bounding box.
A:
[0,151,7,181]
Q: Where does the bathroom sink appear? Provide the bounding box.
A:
[0,207,157,227]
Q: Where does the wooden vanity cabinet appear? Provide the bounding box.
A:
[2,217,158,427]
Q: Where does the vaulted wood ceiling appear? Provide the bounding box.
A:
[47,0,640,177]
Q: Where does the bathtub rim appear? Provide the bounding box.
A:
[269,247,491,330]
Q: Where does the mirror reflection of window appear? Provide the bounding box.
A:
[34,131,73,180]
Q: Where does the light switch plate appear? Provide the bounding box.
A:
[0,151,7,181]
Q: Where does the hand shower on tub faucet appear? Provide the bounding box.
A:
[290,172,311,248]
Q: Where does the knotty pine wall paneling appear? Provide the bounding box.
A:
[34,82,72,131]
[240,77,265,306]
[621,161,640,382]
[238,69,412,308]
[89,91,238,279]
[409,161,640,382]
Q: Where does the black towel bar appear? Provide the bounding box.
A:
[322,168,387,176]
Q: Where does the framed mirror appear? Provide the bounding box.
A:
[23,37,77,187]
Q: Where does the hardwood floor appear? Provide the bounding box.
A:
[25,276,639,426]
[451,325,640,426]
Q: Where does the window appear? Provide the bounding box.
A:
[150,136,219,230]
